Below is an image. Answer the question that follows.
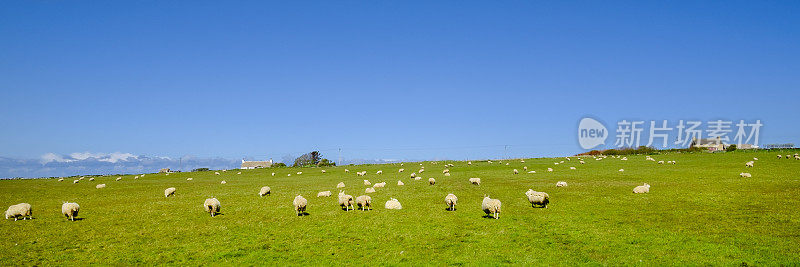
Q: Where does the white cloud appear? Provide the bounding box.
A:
[40,153,74,164]
[98,152,137,163]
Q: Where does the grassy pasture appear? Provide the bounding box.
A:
[1,150,799,265]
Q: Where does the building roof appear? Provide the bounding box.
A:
[241,161,272,168]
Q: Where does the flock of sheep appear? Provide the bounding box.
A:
[5,153,795,221]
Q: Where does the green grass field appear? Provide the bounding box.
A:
[2,150,799,265]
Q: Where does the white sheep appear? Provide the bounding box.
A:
[73,180,79,184]
[385,198,402,210]
[116,177,122,181]
[271,173,275,176]
[364,180,371,186]
[58,178,64,182]
[337,182,345,188]
[204,198,221,217]
[365,187,376,193]
[556,181,568,187]
[165,187,176,197]
[134,176,139,179]
[345,169,350,173]
[746,161,754,168]
[373,182,386,188]
[89,178,95,181]
[410,172,416,178]
[187,178,193,181]
[296,172,303,175]
[469,177,481,185]
[321,170,326,173]
[428,178,436,185]
[214,172,220,175]
[376,170,383,175]
[740,172,752,178]
[96,184,106,189]
[317,191,331,197]
[444,173,451,177]
[398,168,404,173]
[468,161,472,165]
[527,171,536,173]
[753,157,758,161]
[445,194,457,211]
[338,191,354,211]
[259,186,271,196]
[414,176,421,181]
[658,161,664,164]
[293,195,307,216]
[525,189,550,208]
[569,167,576,170]
[513,169,519,175]
[619,169,624,172]
[442,169,450,174]
[356,195,372,211]
[5,203,32,221]
[62,202,80,221]
[237,172,241,175]
[419,169,425,173]
[777,155,782,159]
[633,183,650,193]
[481,196,501,219]
[397,180,405,186]
[220,180,227,184]
[547,168,553,172]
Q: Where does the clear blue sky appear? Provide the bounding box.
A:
[1,1,798,177]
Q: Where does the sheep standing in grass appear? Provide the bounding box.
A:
[569,167,576,170]
[317,191,331,197]
[338,191,354,211]
[73,180,79,184]
[89,178,95,181]
[5,203,32,221]
[116,177,122,181]
[481,196,501,219]
[221,181,227,184]
[745,161,754,168]
[365,187,376,193]
[414,176,421,181]
[547,168,553,172]
[385,198,402,210]
[633,183,650,194]
[321,170,326,173]
[445,194,458,211]
[444,173,451,177]
[398,168,404,173]
[215,172,220,175]
[373,182,386,188]
[259,186,271,196]
[428,178,436,185]
[619,169,625,172]
[296,172,303,175]
[271,173,276,176]
[469,178,481,185]
[337,182,345,188]
[345,169,350,173]
[62,202,80,221]
[556,181,568,187]
[410,173,416,178]
[293,195,307,216]
[204,198,221,217]
[397,180,404,186]
[96,184,106,189]
[778,155,782,159]
[164,187,176,197]
[364,180,371,186]
[376,170,383,175]
[525,189,550,208]
[740,172,752,178]
[187,178,193,181]
[355,195,372,211]
[58,178,64,182]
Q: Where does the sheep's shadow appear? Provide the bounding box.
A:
[482,215,499,219]
[65,218,84,221]
[444,207,456,211]
[209,213,225,217]
[297,212,310,216]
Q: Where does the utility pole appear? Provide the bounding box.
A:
[338,148,342,166]
[504,145,509,160]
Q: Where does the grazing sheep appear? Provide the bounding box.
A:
[528,171,536,173]
[115,177,121,181]
[745,161,754,168]
[96,184,106,189]
[419,169,425,174]
[73,180,79,184]
[365,187,376,193]
[317,191,331,197]
[622,157,628,161]
[338,191,355,211]
[58,178,64,182]
[165,187,176,197]
[468,161,472,165]
[293,195,307,216]
[259,186,271,196]
[469,177,481,185]
[556,181,568,187]
[237,172,241,175]
[62,202,80,221]
[754,157,759,161]
[337,182,345,188]
[525,189,550,208]
[580,161,585,164]
[397,180,404,186]
[410,173,416,178]
[633,183,650,194]
[619,169,625,172]
[444,173,451,177]
[740,172,752,178]
[513,169,519,175]
[345,169,350,173]
[569,167,576,170]
[5,203,32,221]
[215,172,220,175]
[778,155,782,159]
[385,198,402,210]
[321,170,326,173]
[547,168,553,172]
[187,178,193,181]
[296,172,303,175]
[357,171,365,176]
[89,178,95,181]
[398,168,404,173]
[442,169,450,174]
[658,161,664,164]
[487,160,492,164]
[220,181,227,184]
[428,178,436,185]
[376,170,383,175]
[364,180,371,186]
[204,198,221,217]
[414,176,421,181]
[355,195,372,211]
[373,182,386,188]
[445,194,458,211]
[271,173,275,176]
[481,196,501,219]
